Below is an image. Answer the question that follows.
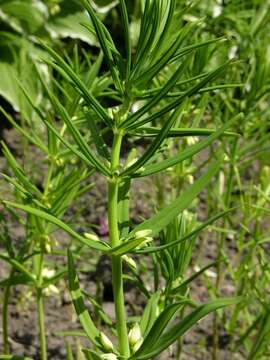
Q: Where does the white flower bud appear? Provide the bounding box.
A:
[123,255,137,270]
[205,269,217,278]
[213,4,223,18]
[135,229,152,239]
[133,338,143,352]
[84,232,100,242]
[101,354,118,360]
[42,268,55,279]
[128,323,142,347]
[44,284,60,296]
[126,157,138,168]
[100,332,114,352]
[186,136,199,146]
[187,175,194,184]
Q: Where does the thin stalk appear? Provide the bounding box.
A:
[36,253,47,360]
[108,131,130,357]
[212,139,238,360]
[37,288,47,360]
[2,284,11,353]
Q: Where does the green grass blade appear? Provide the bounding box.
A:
[119,0,131,78]
[140,291,161,337]
[125,60,233,130]
[82,0,123,92]
[130,126,238,138]
[1,142,43,198]
[39,42,113,127]
[136,208,235,254]
[109,236,147,256]
[39,78,110,176]
[0,106,47,153]
[67,250,100,346]
[85,111,110,160]
[129,162,220,238]
[134,300,195,357]
[0,356,33,360]
[3,201,109,252]
[111,163,221,256]
[0,254,37,285]
[122,57,189,129]
[122,105,183,176]
[132,298,242,359]
[135,113,242,177]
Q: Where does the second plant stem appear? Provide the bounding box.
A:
[108,131,130,357]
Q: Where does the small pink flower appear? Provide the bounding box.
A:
[99,217,109,236]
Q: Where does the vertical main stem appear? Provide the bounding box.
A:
[37,288,47,360]
[2,284,11,353]
[35,253,47,360]
[108,131,130,357]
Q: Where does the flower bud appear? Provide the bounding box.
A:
[135,229,152,239]
[84,232,100,242]
[128,323,142,347]
[101,354,118,360]
[122,255,137,270]
[100,332,114,352]
[42,268,55,279]
[126,157,138,168]
[44,284,60,296]
[133,338,143,352]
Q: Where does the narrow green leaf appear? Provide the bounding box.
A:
[66,342,75,360]
[0,106,47,153]
[247,310,270,360]
[42,117,97,168]
[1,142,42,198]
[17,82,99,168]
[136,208,235,254]
[171,261,218,294]
[129,162,220,238]
[132,298,242,359]
[130,126,238,138]
[125,60,233,130]
[3,201,109,252]
[39,41,113,127]
[134,299,195,357]
[42,269,67,288]
[109,236,147,256]
[172,37,226,63]
[140,291,161,337]
[0,274,32,287]
[39,77,110,176]
[132,17,194,87]
[82,349,102,360]
[0,356,33,360]
[82,0,123,92]
[122,106,182,176]
[119,0,131,78]
[135,113,243,177]
[67,250,100,346]
[123,57,189,129]
[85,111,110,160]
[0,254,37,285]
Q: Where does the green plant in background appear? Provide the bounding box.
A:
[0,0,269,359]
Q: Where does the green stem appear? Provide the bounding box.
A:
[212,139,238,360]
[36,254,47,360]
[37,288,47,360]
[108,131,130,357]
[2,284,11,353]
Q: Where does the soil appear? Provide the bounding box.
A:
[0,128,246,360]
